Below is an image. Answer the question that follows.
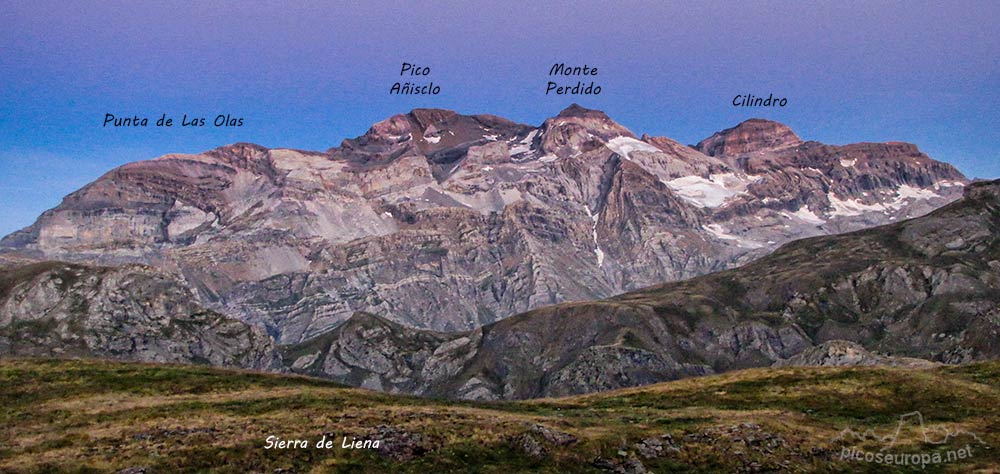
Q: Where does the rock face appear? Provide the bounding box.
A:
[771,340,938,368]
[695,118,802,157]
[282,312,472,394]
[0,256,282,369]
[286,180,1000,399]
[1,107,966,344]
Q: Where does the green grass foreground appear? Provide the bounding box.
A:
[1,359,997,473]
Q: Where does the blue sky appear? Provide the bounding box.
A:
[1,0,998,237]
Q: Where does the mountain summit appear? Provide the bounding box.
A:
[695,118,801,156]
[1,107,966,344]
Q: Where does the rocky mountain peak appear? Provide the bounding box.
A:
[201,142,273,170]
[407,108,460,131]
[210,142,270,156]
[547,104,630,133]
[696,118,802,157]
[355,109,452,142]
[540,104,635,155]
[367,113,415,139]
[345,108,532,157]
[556,103,604,118]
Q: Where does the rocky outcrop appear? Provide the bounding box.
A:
[695,118,802,157]
[0,256,282,369]
[772,340,938,368]
[281,312,477,394]
[1,106,967,344]
[287,181,1000,399]
[286,307,807,400]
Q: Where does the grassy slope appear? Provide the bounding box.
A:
[1,360,998,473]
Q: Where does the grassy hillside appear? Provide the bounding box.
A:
[1,359,997,473]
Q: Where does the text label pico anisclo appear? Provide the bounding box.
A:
[390,62,440,95]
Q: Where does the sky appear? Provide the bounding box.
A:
[1,0,998,237]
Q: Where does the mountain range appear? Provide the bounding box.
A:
[1,106,965,343]
[283,180,1000,399]
[2,105,991,400]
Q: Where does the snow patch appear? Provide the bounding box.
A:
[509,143,531,155]
[896,184,940,200]
[784,206,826,225]
[827,193,890,217]
[933,180,964,189]
[508,130,539,155]
[605,136,660,161]
[664,173,760,208]
[584,205,604,267]
[702,223,765,249]
[703,223,738,241]
[425,135,441,144]
[827,183,943,217]
[372,133,410,143]
[839,158,857,167]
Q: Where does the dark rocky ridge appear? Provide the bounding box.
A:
[0,256,282,369]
